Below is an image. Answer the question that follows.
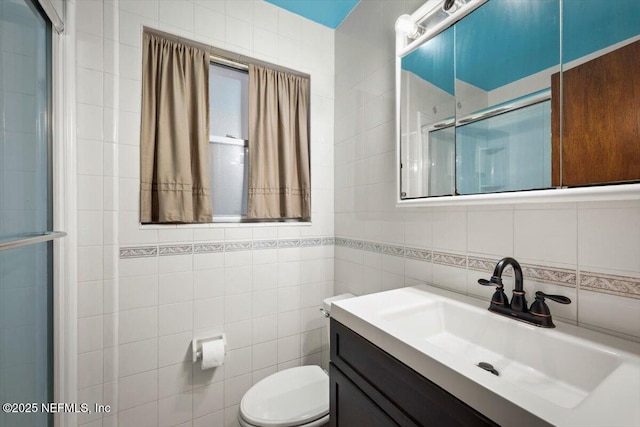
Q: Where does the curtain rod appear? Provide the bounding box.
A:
[143,27,309,79]
[210,55,249,71]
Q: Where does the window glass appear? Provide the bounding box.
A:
[209,63,249,218]
[210,143,248,217]
[209,63,248,140]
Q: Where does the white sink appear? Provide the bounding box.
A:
[332,285,640,426]
[379,299,621,409]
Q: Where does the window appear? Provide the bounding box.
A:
[140,31,311,224]
[209,62,249,221]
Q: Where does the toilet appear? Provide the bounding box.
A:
[238,293,355,427]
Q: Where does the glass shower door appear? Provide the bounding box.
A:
[0,1,55,426]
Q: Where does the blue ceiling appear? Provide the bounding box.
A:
[402,27,455,95]
[455,0,560,91]
[402,0,640,93]
[265,0,360,29]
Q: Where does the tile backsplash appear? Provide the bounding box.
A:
[333,236,639,337]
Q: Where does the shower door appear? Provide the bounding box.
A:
[0,1,60,426]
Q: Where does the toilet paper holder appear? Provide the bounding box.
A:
[192,332,227,363]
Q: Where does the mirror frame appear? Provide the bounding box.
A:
[395,0,640,207]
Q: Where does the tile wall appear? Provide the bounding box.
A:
[74,1,335,426]
[333,0,639,341]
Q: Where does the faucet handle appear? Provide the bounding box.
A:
[535,291,571,305]
[478,276,509,307]
[529,291,571,318]
[478,276,503,288]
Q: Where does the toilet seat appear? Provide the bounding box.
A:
[239,365,329,427]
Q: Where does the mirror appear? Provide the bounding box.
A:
[400,26,455,198]
[397,0,640,202]
[454,0,558,195]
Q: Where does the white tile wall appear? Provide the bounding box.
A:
[577,201,640,272]
[333,0,640,344]
[74,1,334,426]
[514,206,578,266]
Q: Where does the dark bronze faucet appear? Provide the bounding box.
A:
[478,257,571,328]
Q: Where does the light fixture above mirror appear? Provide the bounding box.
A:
[395,14,423,40]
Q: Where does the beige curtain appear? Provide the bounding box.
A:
[140,33,212,223]
[248,64,310,219]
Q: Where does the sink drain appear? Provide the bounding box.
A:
[477,362,499,376]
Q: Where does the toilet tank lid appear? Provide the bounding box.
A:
[322,293,356,314]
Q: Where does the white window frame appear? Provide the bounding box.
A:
[209,59,251,222]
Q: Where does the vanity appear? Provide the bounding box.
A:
[330,318,499,426]
[329,286,640,426]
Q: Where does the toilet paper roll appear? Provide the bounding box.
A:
[201,339,225,370]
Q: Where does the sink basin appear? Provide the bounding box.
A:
[379,299,620,409]
[331,285,640,426]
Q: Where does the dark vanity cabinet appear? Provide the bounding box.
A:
[329,319,498,427]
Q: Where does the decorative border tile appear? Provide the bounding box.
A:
[278,238,301,248]
[468,256,498,272]
[301,238,322,247]
[252,239,278,250]
[193,243,224,253]
[522,263,576,288]
[335,238,363,250]
[404,248,432,261]
[158,244,193,256]
[432,251,467,267]
[224,241,253,252]
[580,271,640,299]
[335,239,430,262]
[382,244,404,257]
[334,237,347,247]
[121,236,331,259]
[362,241,383,253]
[468,256,575,287]
[348,239,363,250]
[322,237,335,246]
[120,246,158,258]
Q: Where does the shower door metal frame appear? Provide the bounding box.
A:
[0,232,67,252]
[47,1,79,426]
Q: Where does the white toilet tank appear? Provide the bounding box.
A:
[237,293,357,427]
[320,293,355,343]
